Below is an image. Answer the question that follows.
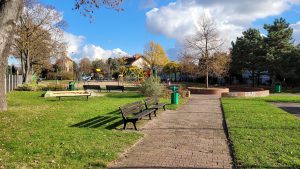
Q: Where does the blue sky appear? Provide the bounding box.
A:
[9,0,300,65]
[40,0,177,58]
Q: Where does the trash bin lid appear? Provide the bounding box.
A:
[170,86,178,91]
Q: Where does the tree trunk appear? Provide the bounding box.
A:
[22,50,33,83]
[206,65,209,88]
[257,72,260,87]
[0,0,24,111]
[271,73,276,92]
[252,70,255,87]
[174,72,177,82]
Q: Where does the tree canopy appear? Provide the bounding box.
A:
[184,16,226,88]
[144,41,169,69]
[230,28,266,86]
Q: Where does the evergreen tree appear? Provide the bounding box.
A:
[231,28,266,86]
[263,17,294,87]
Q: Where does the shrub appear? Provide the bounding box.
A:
[178,85,187,98]
[162,84,188,99]
[17,83,39,91]
[60,72,74,80]
[140,76,165,97]
[40,84,67,91]
[46,72,56,80]
[46,72,74,80]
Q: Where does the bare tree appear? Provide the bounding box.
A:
[0,0,122,111]
[185,16,224,88]
[79,57,92,75]
[11,0,67,83]
[74,0,123,22]
[179,52,197,80]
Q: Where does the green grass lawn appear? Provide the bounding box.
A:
[222,95,300,168]
[0,91,186,168]
[282,87,300,94]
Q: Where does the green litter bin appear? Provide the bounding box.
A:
[170,86,179,105]
[275,83,281,93]
[171,93,179,104]
[69,82,75,91]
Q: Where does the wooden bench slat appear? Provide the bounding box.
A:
[144,97,166,112]
[106,85,125,92]
[83,85,101,92]
[119,100,156,130]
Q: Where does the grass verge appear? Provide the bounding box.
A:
[222,95,300,168]
[0,91,186,168]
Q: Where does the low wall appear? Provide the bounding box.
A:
[222,90,269,97]
[187,87,229,95]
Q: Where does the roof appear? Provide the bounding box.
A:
[64,56,73,62]
[124,54,143,66]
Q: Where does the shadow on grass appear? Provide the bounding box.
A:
[70,110,123,129]
[46,97,89,102]
[274,106,300,118]
[125,86,140,91]
[106,93,143,98]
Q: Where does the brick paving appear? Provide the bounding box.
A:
[108,95,233,169]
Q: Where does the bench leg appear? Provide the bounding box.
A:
[59,97,61,101]
[87,96,89,100]
[132,121,137,130]
[123,121,127,130]
[163,105,166,111]
[148,114,152,120]
[154,110,157,117]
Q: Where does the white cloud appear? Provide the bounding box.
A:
[146,0,300,50]
[291,22,300,43]
[82,44,128,61]
[62,32,129,62]
[63,32,85,56]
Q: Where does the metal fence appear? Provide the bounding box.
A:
[5,74,23,94]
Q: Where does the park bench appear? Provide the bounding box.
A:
[144,97,167,117]
[56,92,91,101]
[106,85,125,92]
[83,85,101,92]
[119,101,156,130]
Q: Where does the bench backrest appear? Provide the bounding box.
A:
[144,97,158,108]
[106,85,124,91]
[119,101,144,118]
[83,85,101,91]
[106,85,124,89]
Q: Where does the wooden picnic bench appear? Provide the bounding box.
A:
[56,92,91,101]
[106,85,125,92]
[144,97,167,117]
[83,85,101,92]
[120,101,156,130]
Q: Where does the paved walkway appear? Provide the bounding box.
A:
[272,102,300,118]
[109,95,233,169]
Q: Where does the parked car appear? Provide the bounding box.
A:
[82,76,92,81]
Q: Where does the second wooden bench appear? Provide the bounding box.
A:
[120,101,156,130]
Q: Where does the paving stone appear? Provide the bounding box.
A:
[108,95,233,169]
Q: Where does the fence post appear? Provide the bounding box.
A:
[9,74,11,92]
[12,74,14,90]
